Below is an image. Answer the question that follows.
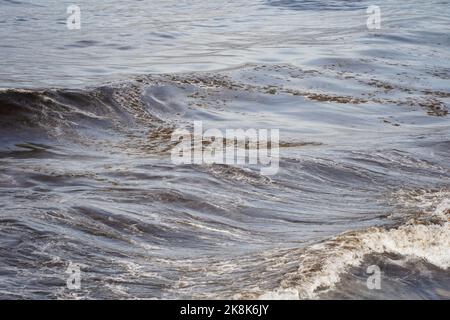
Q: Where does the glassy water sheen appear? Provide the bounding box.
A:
[0,0,449,299]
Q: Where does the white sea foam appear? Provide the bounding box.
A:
[258,191,450,300]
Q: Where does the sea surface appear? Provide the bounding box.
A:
[0,0,449,299]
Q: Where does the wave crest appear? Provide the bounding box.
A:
[256,190,450,299]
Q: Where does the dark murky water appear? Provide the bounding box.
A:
[0,0,449,299]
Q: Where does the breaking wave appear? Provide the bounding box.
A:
[257,190,450,299]
[1,63,449,299]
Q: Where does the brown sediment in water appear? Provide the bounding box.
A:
[418,99,449,117]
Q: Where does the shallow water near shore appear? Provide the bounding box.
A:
[0,0,449,299]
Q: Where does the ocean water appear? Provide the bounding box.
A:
[0,0,449,299]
